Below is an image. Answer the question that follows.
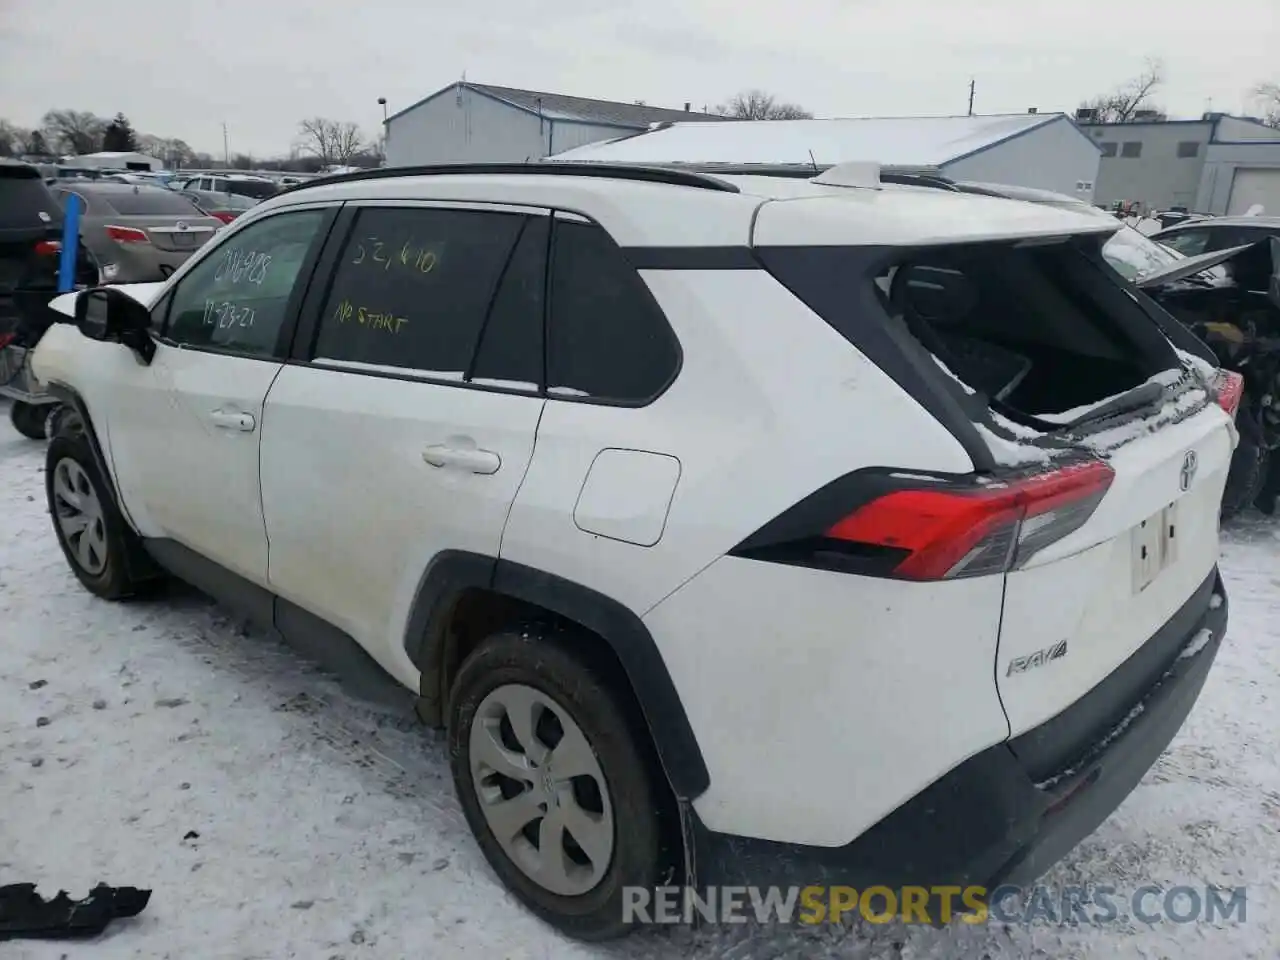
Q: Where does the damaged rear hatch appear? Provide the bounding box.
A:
[753,188,1233,753]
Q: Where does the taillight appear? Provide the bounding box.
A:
[33,240,62,257]
[0,332,14,350]
[826,461,1114,579]
[211,211,236,223]
[1210,369,1244,419]
[105,225,150,244]
[734,461,1116,581]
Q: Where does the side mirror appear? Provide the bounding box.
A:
[74,287,155,364]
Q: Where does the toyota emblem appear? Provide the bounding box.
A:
[1179,450,1198,492]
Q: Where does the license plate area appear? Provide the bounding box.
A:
[1132,500,1179,594]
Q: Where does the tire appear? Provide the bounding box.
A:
[45,426,147,599]
[9,401,48,440]
[1220,431,1267,522]
[448,629,665,941]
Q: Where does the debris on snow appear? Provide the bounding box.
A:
[0,883,151,942]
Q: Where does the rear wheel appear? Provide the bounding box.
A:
[448,630,664,941]
[9,401,48,440]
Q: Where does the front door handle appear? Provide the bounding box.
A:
[422,444,501,475]
[209,409,256,432]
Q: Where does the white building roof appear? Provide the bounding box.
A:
[550,113,1068,168]
[76,151,159,161]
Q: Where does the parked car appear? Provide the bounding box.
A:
[177,173,279,200]
[0,159,99,438]
[33,162,1231,940]
[178,188,259,223]
[46,182,221,282]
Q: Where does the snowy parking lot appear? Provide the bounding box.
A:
[1,400,1277,959]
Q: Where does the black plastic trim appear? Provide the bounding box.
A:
[620,246,759,270]
[689,568,1227,891]
[401,550,710,799]
[272,162,742,197]
[141,538,416,713]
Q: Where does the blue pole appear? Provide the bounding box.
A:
[57,193,82,293]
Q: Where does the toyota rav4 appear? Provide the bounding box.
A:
[32,162,1231,940]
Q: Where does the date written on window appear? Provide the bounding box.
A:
[332,298,408,334]
[350,237,438,275]
[214,248,271,286]
[203,299,256,329]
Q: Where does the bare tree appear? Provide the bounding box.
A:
[0,119,16,156]
[1078,59,1166,123]
[20,129,49,155]
[1251,81,1280,127]
[138,134,196,169]
[716,89,813,120]
[41,109,106,154]
[297,117,366,167]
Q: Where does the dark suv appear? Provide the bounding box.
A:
[0,160,97,345]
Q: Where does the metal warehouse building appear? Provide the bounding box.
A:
[548,112,1102,198]
[1078,113,1280,215]
[384,82,733,166]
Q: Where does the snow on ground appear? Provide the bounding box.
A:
[1,400,1278,959]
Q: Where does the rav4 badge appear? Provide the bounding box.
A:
[1007,639,1069,676]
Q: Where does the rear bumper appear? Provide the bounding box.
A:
[688,567,1227,893]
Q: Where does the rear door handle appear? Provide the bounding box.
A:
[422,444,501,475]
[209,409,256,432]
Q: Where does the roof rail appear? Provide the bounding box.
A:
[273,161,741,197]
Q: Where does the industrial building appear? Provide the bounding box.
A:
[1077,113,1280,214]
[383,82,732,166]
[549,112,1102,198]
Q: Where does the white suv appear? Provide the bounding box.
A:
[33,162,1232,940]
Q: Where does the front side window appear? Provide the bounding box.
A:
[312,206,530,378]
[546,220,679,402]
[163,209,327,357]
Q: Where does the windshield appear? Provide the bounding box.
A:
[95,186,205,216]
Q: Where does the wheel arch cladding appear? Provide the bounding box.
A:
[403,551,711,799]
[43,382,120,507]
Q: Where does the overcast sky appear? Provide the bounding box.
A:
[2,0,1277,158]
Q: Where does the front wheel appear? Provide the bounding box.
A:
[9,400,49,440]
[448,630,665,941]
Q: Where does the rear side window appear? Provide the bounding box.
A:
[468,216,547,390]
[547,220,679,402]
[313,206,527,376]
[95,188,203,216]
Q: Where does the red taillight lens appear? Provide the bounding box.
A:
[0,332,14,350]
[105,225,150,244]
[33,240,62,257]
[1211,369,1244,419]
[211,211,236,223]
[826,460,1115,580]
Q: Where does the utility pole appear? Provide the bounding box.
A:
[968,78,976,117]
[222,122,230,168]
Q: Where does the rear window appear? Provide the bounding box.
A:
[92,187,203,216]
[0,165,62,230]
[225,180,278,200]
